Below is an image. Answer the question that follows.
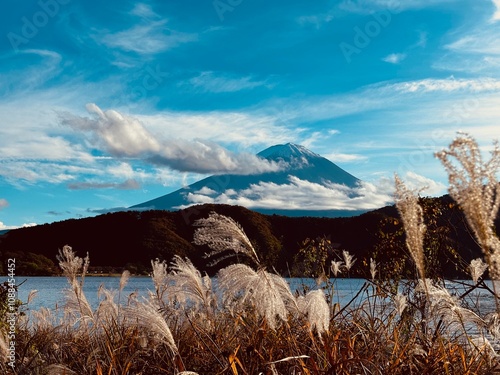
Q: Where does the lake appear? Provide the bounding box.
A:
[12,276,369,311]
[6,276,499,318]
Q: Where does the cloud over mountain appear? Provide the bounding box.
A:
[132,143,394,216]
[62,104,288,175]
[182,177,393,211]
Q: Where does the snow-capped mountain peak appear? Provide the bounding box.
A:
[130,143,380,218]
[257,143,321,160]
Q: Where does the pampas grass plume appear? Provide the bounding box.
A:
[218,263,294,330]
[193,211,260,266]
[470,258,488,284]
[436,133,500,278]
[394,174,426,280]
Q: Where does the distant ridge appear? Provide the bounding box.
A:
[131,143,366,217]
[0,196,491,279]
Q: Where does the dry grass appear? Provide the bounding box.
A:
[4,248,500,374]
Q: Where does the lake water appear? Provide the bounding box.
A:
[6,276,500,351]
[11,276,369,311]
[6,276,499,318]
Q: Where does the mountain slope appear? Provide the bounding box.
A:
[131,143,368,217]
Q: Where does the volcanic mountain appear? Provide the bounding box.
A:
[131,143,381,217]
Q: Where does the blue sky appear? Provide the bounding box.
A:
[1,0,500,228]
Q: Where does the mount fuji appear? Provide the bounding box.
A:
[131,143,388,217]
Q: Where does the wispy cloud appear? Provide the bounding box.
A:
[47,210,71,216]
[382,53,406,64]
[338,0,455,13]
[100,21,197,55]
[297,13,334,28]
[435,2,500,73]
[275,77,500,128]
[186,71,269,93]
[413,30,428,48]
[324,152,367,163]
[62,104,288,174]
[0,160,94,186]
[130,3,158,19]
[138,110,305,148]
[402,171,447,195]
[0,199,8,210]
[389,77,500,93]
[67,179,141,190]
[97,5,196,56]
[445,29,500,56]
[0,49,63,93]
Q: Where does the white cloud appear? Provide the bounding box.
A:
[187,71,269,93]
[107,162,143,180]
[67,179,141,190]
[0,83,107,185]
[0,161,86,186]
[139,110,308,149]
[446,29,500,56]
[62,104,289,175]
[65,103,161,157]
[195,187,218,195]
[402,171,447,196]
[382,53,406,64]
[0,134,91,161]
[0,49,63,91]
[433,56,500,74]
[492,0,500,21]
[324,153,368,162]
[390,77,500,93]
[437,5,500,72]
[0,221,37,230]
[0,199,8,210]
[130,3,158,19]
[100,20,197,55]
[414,30,428,48]
[181,176,393,211]
[274,77,500,129]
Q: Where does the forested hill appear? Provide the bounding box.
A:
[0,196,496,278]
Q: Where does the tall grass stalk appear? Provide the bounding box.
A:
[394,174,427,282]
[436,133,500,281]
